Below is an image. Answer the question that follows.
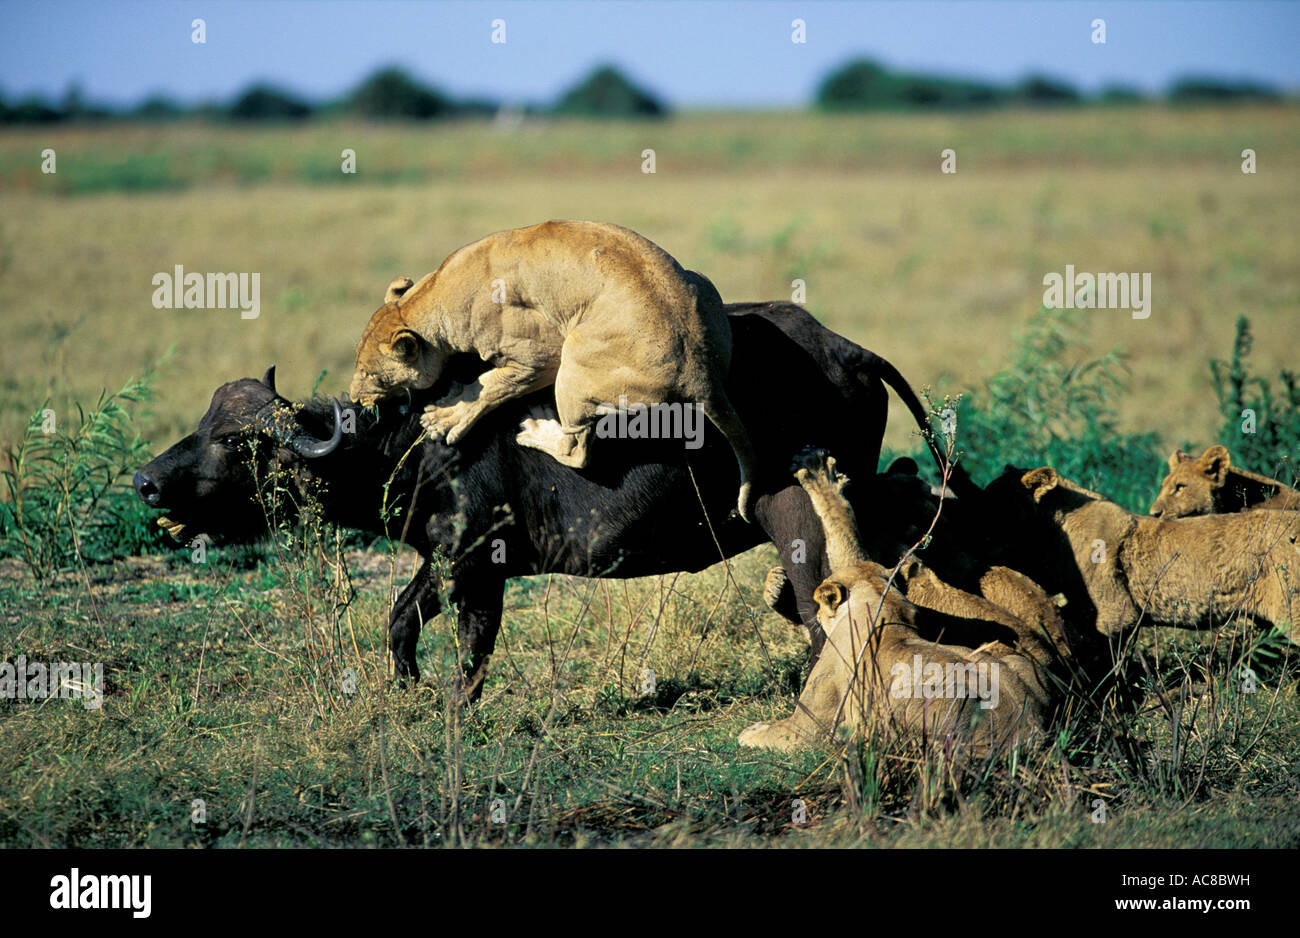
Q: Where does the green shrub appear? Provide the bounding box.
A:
[1209,316,1300,482]
[913,307,1162,511]
[0,368,169,578]
[62,153,185,194]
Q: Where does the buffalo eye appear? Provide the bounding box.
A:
[217,436,242,451]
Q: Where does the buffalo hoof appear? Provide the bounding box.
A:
[451,669,487,705]
[390,657,421,686]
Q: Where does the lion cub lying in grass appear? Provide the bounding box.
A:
[348,220,757,519]
[1016,466,1300,641]
[1149,445,1299,518]
[739,450,1060,756]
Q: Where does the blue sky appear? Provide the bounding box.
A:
[2,1,1297,108]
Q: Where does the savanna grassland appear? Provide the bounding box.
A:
[1,107,1296,452]
[0,105,1297,847]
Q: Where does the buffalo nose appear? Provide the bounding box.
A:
[133,471,162,507]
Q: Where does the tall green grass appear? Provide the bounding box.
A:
[893,306,1163,511]
[1210,316,1300,483]
[0,366,169,577]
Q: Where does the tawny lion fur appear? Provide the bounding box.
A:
[739,451,1057,755]
[1021,466,1300,640]
[1149,445,1299,518]
[348,220,758,519]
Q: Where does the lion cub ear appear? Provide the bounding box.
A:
[1200,445,1231,484]
[1020,466,1060,503]
[813,581,847,615]
[385,276,415,304]
[1170,449,1192,471]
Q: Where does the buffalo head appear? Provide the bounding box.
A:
[133,367,343,543]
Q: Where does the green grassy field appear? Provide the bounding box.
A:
[1,106,1297,847]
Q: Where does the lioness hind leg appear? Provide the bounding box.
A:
[514,417,593,468]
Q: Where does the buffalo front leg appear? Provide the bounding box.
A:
[389,560,444,682]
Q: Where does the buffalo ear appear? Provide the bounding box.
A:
[813,580,846,615]
[385,276,415,304]
[1021,466,1060,503]
[1200,445,1231,485]
[262,366,277,393]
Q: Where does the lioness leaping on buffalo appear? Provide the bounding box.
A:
[348,220,759,520]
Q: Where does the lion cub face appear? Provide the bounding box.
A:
[1149,447,1226,518]
[349,299,446,408]
[813,562,909,638]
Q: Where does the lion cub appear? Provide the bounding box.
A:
[349,220,757,520]
[1149,445,1299,518]
[739,450,1056,755]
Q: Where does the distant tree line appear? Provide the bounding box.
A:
[0,64,665,125]
[0,60,1286,125]
[815,59,1283,110]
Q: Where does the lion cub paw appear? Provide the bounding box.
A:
[738,721,803,752]
[763,565,804,627]
[791,447,848,494]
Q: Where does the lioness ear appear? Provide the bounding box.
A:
[813,581,846,615]
[1021,467,1059,502]
[385,276,415,304]
[390,330,420,363]
[1170,449,1191,470]
[1201,445,1231,484]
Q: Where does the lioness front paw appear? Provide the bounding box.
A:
[420,405,456,441]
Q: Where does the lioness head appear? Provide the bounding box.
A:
[1148,446,1229,518]
[348,277,445,407]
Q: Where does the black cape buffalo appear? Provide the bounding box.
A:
[135,302,955,699]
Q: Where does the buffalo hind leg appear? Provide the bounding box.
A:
[754,484,831,661]
[452,575,507,704]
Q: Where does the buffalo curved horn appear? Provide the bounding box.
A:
[288,398,343,459]
[262,366,277,393]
